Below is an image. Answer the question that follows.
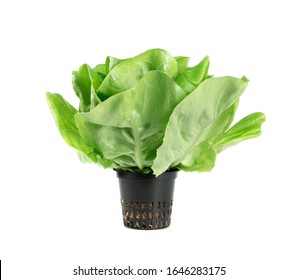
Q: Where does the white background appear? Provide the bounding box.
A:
[0,0,296,279]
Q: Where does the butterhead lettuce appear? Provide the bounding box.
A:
[47,48,265,176]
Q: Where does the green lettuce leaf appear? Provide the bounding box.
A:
[98,49,178,100]
[72,64,104,112]
[175,56,190,74]
[214,112,266,152]
[178,141,217,172]
[75,70,186,170]
[46,93,97,162]
[177,100,239,171]
[93,64,106,75]
[175,56,210,94]
[105,56,124,73]
[152,76,248,176]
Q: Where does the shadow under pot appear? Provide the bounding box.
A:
[116,170,178,230]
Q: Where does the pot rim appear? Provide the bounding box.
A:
[115,169,179,180]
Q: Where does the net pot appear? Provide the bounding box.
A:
[116,170,178,230]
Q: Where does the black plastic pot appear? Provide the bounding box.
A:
[116,170,178,230]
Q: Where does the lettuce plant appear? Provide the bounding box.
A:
[47,49,265,176]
